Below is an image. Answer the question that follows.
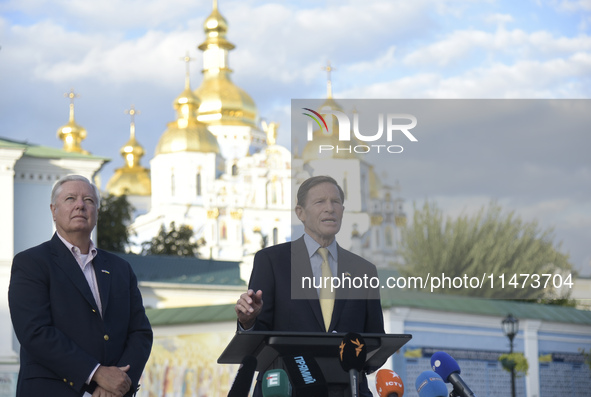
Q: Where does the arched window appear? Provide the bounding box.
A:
[221,222,227,240]
[171,170,176,196]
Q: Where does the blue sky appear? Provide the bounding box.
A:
[0,0,590,275]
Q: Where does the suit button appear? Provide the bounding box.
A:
[104,334,109,341]
[63,379,67,383]
[70,382,74,386]
[92,309,96,313]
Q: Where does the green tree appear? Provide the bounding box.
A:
[141,221,200,257]
[396,201,573,300]
[97,193,134,252]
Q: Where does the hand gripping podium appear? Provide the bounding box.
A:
[218,331,412,396]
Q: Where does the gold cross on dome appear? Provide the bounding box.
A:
[64,88,79,105]
[125,105,140,124]
[322,61,336,98]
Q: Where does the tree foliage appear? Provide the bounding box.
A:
[396,201,573,300]
[141,221,200,257]
[97,193,134,252]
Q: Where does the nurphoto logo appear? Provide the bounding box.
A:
[301,106,418,154]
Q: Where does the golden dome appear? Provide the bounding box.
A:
[57,89,89,154]
[194,1,257,127]
[175,86,201,120]
[195,77,257,127]
[121,135,145,163]
[155,57,221,156]
[106,167,152,196]
[200,3,233,51]
[156,121,220,155]
[106,106,151,196]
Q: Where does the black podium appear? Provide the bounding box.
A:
[218,331,412,395]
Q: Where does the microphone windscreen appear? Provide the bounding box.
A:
[282,354,328,397]
[339,332,367,372]
[375,369,404,397]
[262,369,292,397]
[430,351,461,382]
[415,371,448,397]
[228,355,257,397]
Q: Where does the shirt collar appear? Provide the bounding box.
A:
[56,232,97,258]
[303,233,338,260]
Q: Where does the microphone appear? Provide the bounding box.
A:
[415,371,448,397]
[282,354,328,397]
[228,355,257,397]
[375,369,404,397]
[262,369,292,397]
[431,351,476,397]
[338,332,367,397]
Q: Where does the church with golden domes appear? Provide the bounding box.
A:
[96,0,407,265]
[46,0,406,266]
[104,1,292,260]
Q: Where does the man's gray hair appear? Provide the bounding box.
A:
[51,175,101,207]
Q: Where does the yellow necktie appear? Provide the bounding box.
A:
[317,247,334,331]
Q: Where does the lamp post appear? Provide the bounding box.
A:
[502,313,519,397]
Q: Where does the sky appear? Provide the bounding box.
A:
[0,0,590,275]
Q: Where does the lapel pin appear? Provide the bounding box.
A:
[101,270,110,274]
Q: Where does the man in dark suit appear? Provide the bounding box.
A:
[235,175,384,396]
[8,175,153,397]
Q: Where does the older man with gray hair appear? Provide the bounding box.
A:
[9,175,152,397]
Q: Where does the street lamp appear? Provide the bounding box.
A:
[502,313,519,397]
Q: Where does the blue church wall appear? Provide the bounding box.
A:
[539,358,590,396]
[403,320,522,352]
[387,318,591,397]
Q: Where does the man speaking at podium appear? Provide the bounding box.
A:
[235,175,385,396]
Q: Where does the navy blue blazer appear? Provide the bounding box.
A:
[8,233,153,397]
[250,236,384,334]
[248,236,384,396]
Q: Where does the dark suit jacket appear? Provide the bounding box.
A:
[8,233,153,397]
[248,236,384,396]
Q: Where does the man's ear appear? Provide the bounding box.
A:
[295,205,304,222]
[50,204,56,221]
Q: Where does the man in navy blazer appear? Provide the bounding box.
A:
[9,175,152,397]
[235,175,384,396]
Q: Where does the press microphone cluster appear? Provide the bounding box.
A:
[339,332,367,397]
[262,368,292,397]
[375,369,404,397]
[228,355,257,397]
[282,354,328,397]
[415,371,447,397]
[430,351,476,397]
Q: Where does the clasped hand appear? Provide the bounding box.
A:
[92,365,132,397]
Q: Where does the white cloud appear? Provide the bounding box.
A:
[347,46,397,74]
[484,13,514,26]
[554,0,591,12]
[40,30,197,86]
[347,51,591,99]
[0,0,207,31]
[403,27,591,68]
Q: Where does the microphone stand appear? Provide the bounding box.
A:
[349,368,360,397]
[449,384,477,397]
